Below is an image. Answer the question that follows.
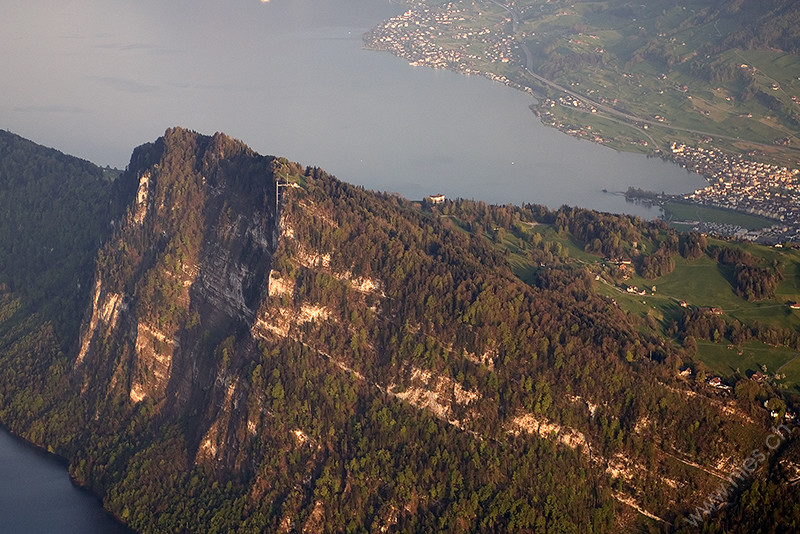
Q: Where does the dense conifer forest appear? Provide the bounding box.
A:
[0,128,797,532]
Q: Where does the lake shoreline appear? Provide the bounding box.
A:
[0,423,133,533]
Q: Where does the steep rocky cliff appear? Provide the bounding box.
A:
[72,128,283,461]
[0,128,796,532]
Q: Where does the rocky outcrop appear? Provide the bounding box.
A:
[508,412,589,450]
[133,171,152,225]
[75,278,126,369]
[72,128,280,443]
[388,366,479,427]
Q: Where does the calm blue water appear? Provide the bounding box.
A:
[0,0,704,218]
[0,427,131,533]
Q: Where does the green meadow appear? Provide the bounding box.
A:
[504,221,800,392]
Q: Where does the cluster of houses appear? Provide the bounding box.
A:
[625,285,648,296]
[364,1,531,93]
[762,400,798,421]
[365,5,475,70]
[534,103,611,146]
[670,143,800,242]
[706,376,732,391]
[554,96,597,113]
[678,367,798,421]
[690,221,748,239]
[601,257,632,280]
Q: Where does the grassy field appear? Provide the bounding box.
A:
[596,271,800,393]
[497,223,600,284]
[661,202,776,230]
[498,221,800,392]
[695,340,800,393]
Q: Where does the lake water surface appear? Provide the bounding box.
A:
[0,427,131,533]
[1,0,705,218]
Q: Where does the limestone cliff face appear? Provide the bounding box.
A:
[57,128,785,531]
[74,128,280,440]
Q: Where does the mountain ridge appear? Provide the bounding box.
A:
[0,127,796,532]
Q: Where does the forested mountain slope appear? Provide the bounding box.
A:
[0,128,796,532]
[0,130,126,341]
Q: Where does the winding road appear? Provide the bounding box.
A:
[488,0,799,151]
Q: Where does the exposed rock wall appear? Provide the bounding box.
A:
[73,129,280,454]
